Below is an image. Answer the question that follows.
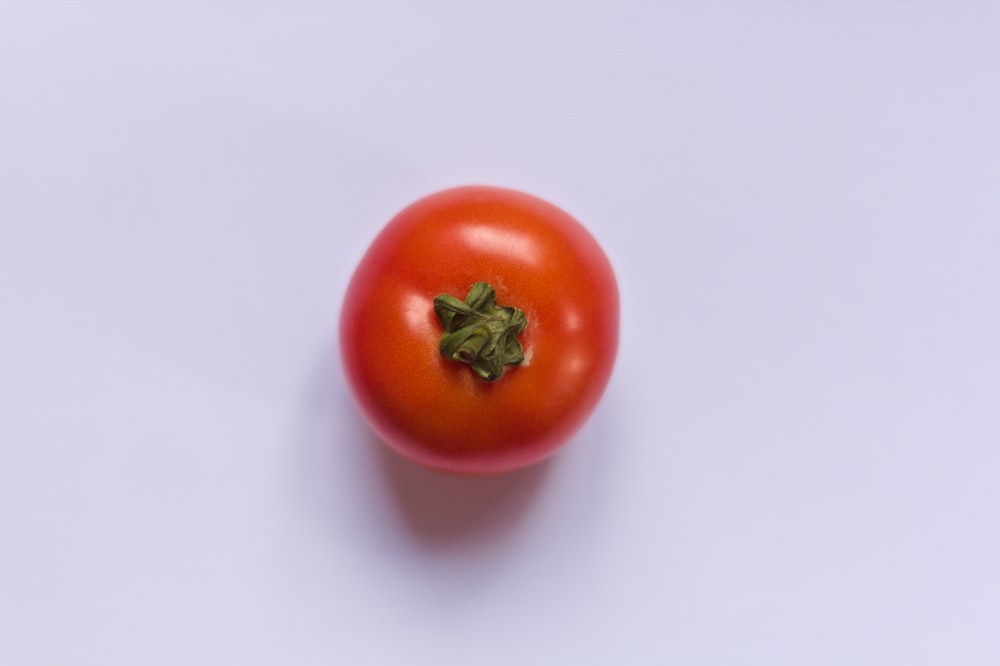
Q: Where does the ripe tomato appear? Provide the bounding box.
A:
[340,186,618,475]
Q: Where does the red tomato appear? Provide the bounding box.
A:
[340,186,618,475]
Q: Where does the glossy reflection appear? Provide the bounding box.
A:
[402,290,434,336]
[561,305,583,332]
[459,225,542,267]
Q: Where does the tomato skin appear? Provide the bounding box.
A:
[340,186,618,475]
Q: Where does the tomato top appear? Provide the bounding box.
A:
[340,186,619,475]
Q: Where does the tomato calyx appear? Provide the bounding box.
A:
[433,282,528,382]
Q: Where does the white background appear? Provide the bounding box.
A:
[2,2,998,664]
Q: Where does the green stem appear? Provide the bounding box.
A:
[433,282,528,381]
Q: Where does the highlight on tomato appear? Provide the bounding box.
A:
[340,185,619,475]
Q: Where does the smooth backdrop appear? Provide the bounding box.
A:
[2,2,998,664]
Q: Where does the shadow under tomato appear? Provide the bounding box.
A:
[299,336,551,557]
[375,435,552,548]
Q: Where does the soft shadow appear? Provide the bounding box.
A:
[298,336,552,558]
[375,438,552,549]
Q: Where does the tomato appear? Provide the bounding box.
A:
[340,186,619,475]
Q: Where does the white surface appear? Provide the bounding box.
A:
[2,1,999,664]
